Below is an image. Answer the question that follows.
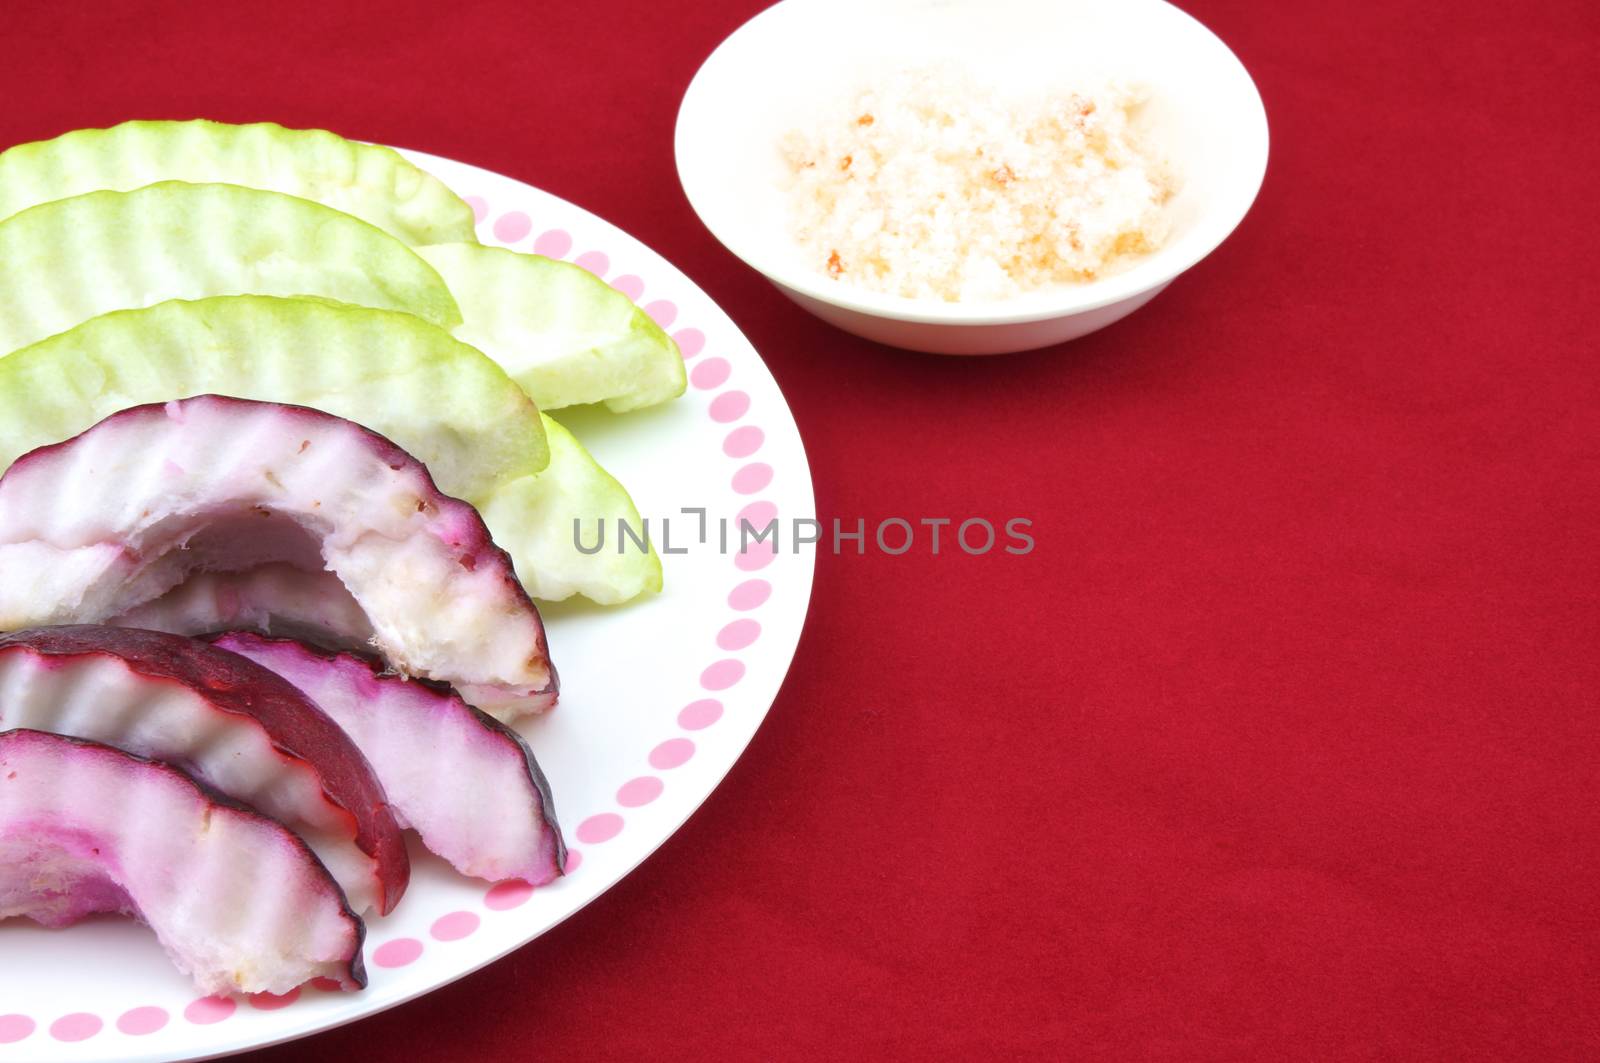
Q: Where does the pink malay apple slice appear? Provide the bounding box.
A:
[0,626,408,915]
[0,394,557,718]
[0,729,365,995]
[213,632,566,885]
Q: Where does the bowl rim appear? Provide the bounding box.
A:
[675,0,1270,328]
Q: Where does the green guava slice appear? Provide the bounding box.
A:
[0,119,476,245]
[0,181,460,355]
[483,415,664,605]
[0,295,546,500]
[417,242,686,413]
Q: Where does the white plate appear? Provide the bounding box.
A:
[0,149,816,1062]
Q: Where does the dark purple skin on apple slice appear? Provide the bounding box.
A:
[0,625,409,915]
[0,729,366,994]
[210,631,567,886]
[0,394,557,716]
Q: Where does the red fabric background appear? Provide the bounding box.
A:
[1,1,1595,1059]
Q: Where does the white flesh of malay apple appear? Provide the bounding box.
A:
[111,563,376,649]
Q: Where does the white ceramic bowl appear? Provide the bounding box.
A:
[675,0,1269,355]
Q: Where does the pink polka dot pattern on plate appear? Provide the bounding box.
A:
[710,390,750,423]
[117,1007,169,1036]
[431,911,481,942]
[565,849,583,874]
[374,938,424,969]
[701,659,746,690]
[738,500,778,528]
[736,540,777,572]
[50,1013,102,1042]
[733,463,774,495]
[674,328,706,358]
[617,776,664,807]
[679,698,724,730]
[650,738,696,770]
[484,879,535,911]
[492,211,532,243]
[691,357,731,390]
[184,997,235,1025]
[576,813,624,844]
[644,300,678,328]
[534,229,573,258]
[464,195,488,223]
[729,579,772,611]
[575,250,610,276]
[248,989,299,1011]
[724,426,765,458]
[0,1014,34,1043]
[718,619,761,651]
[611,274,645,300]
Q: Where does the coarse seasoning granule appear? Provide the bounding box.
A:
[781,67,1175,302]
